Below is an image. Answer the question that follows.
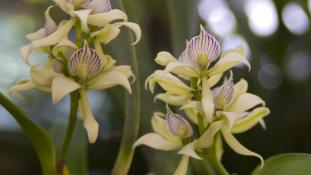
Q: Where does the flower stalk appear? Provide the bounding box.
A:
[111,0,141,174]
[59,91,79,160]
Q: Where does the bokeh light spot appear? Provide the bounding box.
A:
[282,3,310,35]
[258,64,283,89]
[245,0,279,37]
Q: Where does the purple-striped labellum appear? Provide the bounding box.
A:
[213,78,234,110]
[68,43,103,80]
[179,26,220,69]
[85,0,112,14]
[165,111,193,138]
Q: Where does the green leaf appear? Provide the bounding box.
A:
[0,93,56,175]
[252,153,311,175]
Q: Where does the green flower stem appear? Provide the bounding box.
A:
[0,93,56,175]
[207,147,229,175]
[111,1,141,174]
[59,91,79,159]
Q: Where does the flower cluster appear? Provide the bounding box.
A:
[10,0,141,143]
[134,26,269,174]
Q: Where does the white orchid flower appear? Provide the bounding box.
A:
[134,111,202,175]
[21,6,77,65]
[11,42,134,143]
[198,76,270,167]
[53,0,141,44]
[154,26,250,80]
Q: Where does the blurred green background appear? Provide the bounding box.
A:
[1,0,311,174]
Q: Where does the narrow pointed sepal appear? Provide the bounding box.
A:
[222,128,264,168]
[231,107,270,134]
[208,46,251,76]
[155,51,177,66]
[44,6,57,36]
[133,133,181,151]
[79,89,99,143]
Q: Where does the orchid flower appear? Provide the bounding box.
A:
[22,0,141,66]
[133,111,202,175]
[197,76,270,167]
[155,26,250,80]
[11,42,134,143]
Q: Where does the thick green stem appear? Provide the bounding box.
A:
[59,91,79,159]
[207,147,230,175]
[111,1,141,174]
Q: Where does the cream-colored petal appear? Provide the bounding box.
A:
[93,39,109,66]
[164,62,199,79]
[88,9,127,26]
[20,45,32,65]
[178,141,202,160]
[73,9,92,32]
[184,108,199,124]
[26,28,45,41]
[226,79,248,108]
[145,70,193,94]
[91,25,121,44]
[207,73,223,88]
[201,77,215,123]
[114,22,141,45]
[196,120,225,149]
[54,0,75,15]
[217,111,240,130]
[155,51,177,66]
[51,77,80,103]
[180,100,202,112]
[151,113,182,144]
[9,80,36,99]
[208,46,251,76]
[31,18,76,49]
[30,67,61,87]
[226,93,265,113]
[44,6,57,36]
[133,133,181,151]
[112,65,135,82]
[88,71,132,93]
[79,88,99,143]
[52,37,77,59]
[154,93,192,106]
[222,128,264,168]
[173,156,190,175]
[231,107,270,134]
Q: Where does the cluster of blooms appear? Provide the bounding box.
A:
[134,26,270,174]
[10,0,141,143]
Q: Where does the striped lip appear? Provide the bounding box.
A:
[165,111,192,138]
[68,42,103,80]
[213,78,234,110]
[84,0,112,13]
[179,26,220,69]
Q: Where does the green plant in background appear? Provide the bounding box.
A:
[134,26,269,175]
